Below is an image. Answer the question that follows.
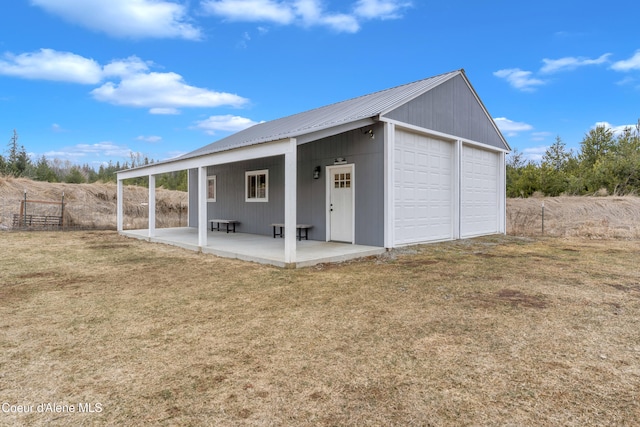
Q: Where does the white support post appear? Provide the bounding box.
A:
[284,138,297,265]
[148,175,156,238]
[499,151,506,234]
[198,166,208,248]
[453,140,462,240]
[117,179,123,232]
[383,122,395,248]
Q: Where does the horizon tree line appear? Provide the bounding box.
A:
[0,130,187,191]
[508,120,640,197]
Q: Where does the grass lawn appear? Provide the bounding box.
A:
[1,231,639,426]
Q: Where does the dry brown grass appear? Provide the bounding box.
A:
[0,177,187,230]
[1,231,639,426]
[508,195,640,239]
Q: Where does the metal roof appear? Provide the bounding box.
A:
[178,70,463,160]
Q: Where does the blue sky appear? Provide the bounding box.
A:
[1,0,639,167]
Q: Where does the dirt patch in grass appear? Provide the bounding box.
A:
[1,231,640,426]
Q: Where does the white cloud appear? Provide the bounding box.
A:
[494,117,534,137]
[0,48,102,84]
[44,141,133,160]
[194,115,261,134]
[294,0,359,32]
[150,107,181,115]
[611,50,640,72]
[540,53,611,74]
[531,131,552,142]
[202,0,410,32]
[51,123,67,133]
[522,146,547,163]
[353,0,412,20]
[31,0,201,40]
[103,56,152,78]
[593,121,638,136]
[493,68,545,92]
[201,0,295,24]
[91,72,249,113]
[0,49,250,114]
[136,135,163,143]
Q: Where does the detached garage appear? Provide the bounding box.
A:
[118,69,510,267]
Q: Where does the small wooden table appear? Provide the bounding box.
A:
[209,219,239,233]
[271,223,313,241]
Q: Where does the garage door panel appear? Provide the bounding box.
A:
[461,145,499,238]
[394,130,453,245]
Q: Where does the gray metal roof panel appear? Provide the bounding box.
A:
[179,70,462,160]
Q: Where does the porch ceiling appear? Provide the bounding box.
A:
[120,228,385,268]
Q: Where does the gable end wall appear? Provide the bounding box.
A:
[383,74,506,149]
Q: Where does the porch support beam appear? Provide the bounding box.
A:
[283,138,297,265]
[148,174,156,238]
[198,166,208,248]
[117,179,123,232]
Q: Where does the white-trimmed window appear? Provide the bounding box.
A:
[207,175,217,202]
[245,169,268,202]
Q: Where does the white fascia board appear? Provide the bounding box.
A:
[117,139,295,180]
[379,118,510,154]
[295,118,378,145]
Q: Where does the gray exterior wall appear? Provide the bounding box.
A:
[206,156,285,236]
[187,124,385,246]
[297,123,385,246]
[383,74,506,150]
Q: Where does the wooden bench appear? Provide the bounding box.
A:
[209,219,239,233]
[270,223,313,241]
[12,214,63,228]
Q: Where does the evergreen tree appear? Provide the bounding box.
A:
[34,155,58,182]
[65,166,86,184]
[6,129,31,177]
[540,136,572,196]
[579,125,615,169]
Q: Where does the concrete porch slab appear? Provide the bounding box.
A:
[120,227,386,268]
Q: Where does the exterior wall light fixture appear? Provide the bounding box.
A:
[313,166,321,179]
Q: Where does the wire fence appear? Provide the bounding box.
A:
[0,197,188,232]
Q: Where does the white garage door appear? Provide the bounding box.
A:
[394,130,453,245]
[461,145,499,237]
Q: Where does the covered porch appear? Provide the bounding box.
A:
[120,227,385,268]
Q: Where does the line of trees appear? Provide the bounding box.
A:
[1,130,187,191]
[508,121,640,197]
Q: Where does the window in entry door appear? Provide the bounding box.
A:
[334,172,351,188]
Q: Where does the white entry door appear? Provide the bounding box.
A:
[327,165,354,243]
